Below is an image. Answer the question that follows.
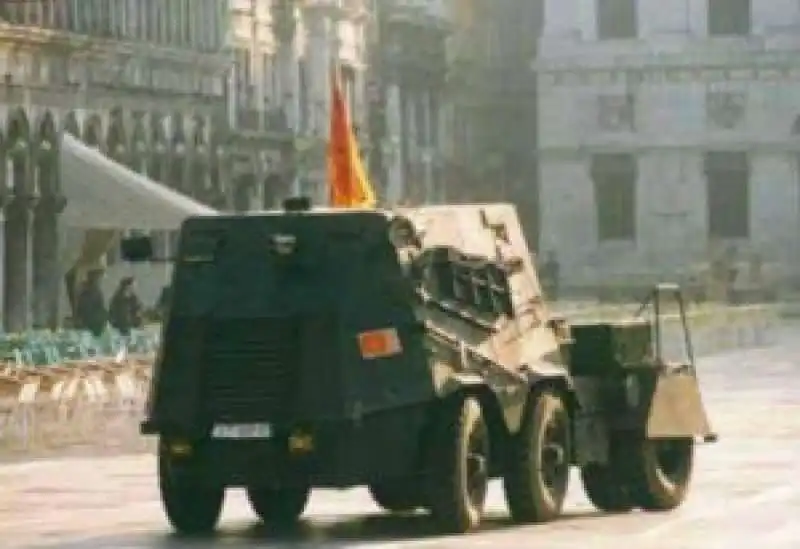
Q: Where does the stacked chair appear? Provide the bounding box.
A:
[0,327,158,454]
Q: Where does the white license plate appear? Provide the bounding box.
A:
[211,423,273,439]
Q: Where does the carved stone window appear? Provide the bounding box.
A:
[704,151,750,239]
[597,0,638,40]
[708,0,751,36]
[706,91,745,130]
[596,93,636,132]
[591,153,637,241]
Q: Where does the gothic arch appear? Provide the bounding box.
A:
[191,115,206,147]
[6,109,30,193]
[148,112,167,182]
[105,107,127,159]
[82,114,103,147]
[149,111,167,150]
[131,112,146,146]
[35,111,58,196]
[130,112,147,155]
[171,113,186,146]
[206,127,227,208]
[124,112,148,173]
[7,107,30,144]
[62,111,80,136]
[169,113,187,190]
[188,115,209,200]
[36,111,57,144]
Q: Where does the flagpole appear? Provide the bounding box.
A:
[327,52,334,207]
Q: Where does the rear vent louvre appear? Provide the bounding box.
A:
[203,318,302,423]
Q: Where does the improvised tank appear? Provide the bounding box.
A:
[121,199,717,536]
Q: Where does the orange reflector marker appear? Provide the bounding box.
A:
[357,328,403,360]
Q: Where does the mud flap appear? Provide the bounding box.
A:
[645,370,715,441]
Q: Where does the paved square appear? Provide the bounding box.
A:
[2,327,798,549]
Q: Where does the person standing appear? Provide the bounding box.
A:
[109,276,144,336]
[75,268,108,337]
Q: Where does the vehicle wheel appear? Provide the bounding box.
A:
[627,437,695,511]
[580,464,634,513]
[369,480,421,513]
[503,389,570,523]
[158,440,224,536]
[580,432,635,513]
[246,485,310,526]
[426,395,490,533]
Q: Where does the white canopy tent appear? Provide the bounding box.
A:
[57,133,220,308]
[59,132,217,230]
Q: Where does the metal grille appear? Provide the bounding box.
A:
[203,318,302,423]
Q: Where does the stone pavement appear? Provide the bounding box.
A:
[0,326,798,549]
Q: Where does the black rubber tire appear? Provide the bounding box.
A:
[369,481,421,513]
[580,431,636,513]
[503,389,570,523]
[580,464,634,513]
[627,437,695,511]
[426,395,490,533]
[158,441,224,536]
[246,485,310,526]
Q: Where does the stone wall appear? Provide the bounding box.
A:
[535,0,800,288]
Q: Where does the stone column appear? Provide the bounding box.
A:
[421,89,434,202]
[4,183,35,333]
[305,10,331,136]
[254,151,268,207]
[398,86,410,202]
[0,142,8,331]
[216,148,234,211]
[273,2,299,131]
[175,143,190,194]
[277,44,300,131]
[0,197,6,332]
[32,186,65,330]
[195,149,211,202]
[385,79,404,204]
[405,88,420,202]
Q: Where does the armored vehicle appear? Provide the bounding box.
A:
[122,200,716,536]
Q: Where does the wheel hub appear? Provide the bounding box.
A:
[543,443,565,466]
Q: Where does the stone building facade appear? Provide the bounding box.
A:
[447,0,542,241]
[227,0,373,207]
[536,0,800,290]
[0,0,381,332]
[367,0,451,206]
[0,0,230,332]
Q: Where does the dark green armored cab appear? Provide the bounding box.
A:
[122,200,716,536]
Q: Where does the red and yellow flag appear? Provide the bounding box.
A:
[327,66,376,208]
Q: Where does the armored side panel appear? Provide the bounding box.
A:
[569,321,652,376]
[391,204,568,434]
[144,210,439,487]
